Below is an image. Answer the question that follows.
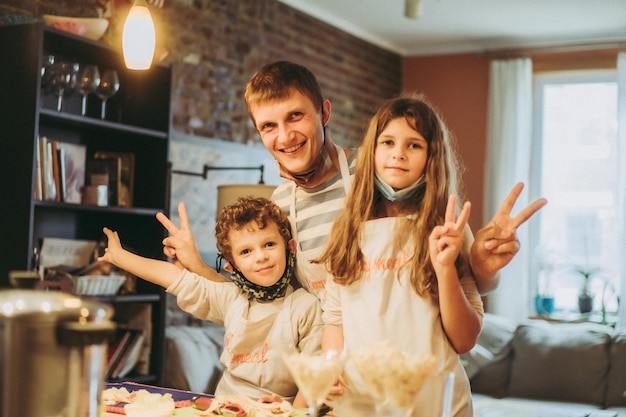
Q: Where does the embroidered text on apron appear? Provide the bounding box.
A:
[217,286,300,401]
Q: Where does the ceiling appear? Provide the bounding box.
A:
[277,0,626,56]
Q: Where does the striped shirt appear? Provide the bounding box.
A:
[270,147,358,297]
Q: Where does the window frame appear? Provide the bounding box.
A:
[529,69,619,315]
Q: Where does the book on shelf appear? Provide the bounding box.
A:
[111,303,153,377]
[56,141,86,204]
[36,137,86,204]
[106,328,144,380]
[50,140,61,201]
[34,137,43,200]
[111,330,145,379]
[38,136,57,201]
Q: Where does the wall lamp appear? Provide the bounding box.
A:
[171,164,267,184]
[405,0,422,19]
[169,164,276,213]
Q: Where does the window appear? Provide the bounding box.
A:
[530,70,620,317]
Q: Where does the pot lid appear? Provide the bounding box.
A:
[0,289,113,323]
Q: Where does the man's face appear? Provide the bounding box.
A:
[249,89,328,175]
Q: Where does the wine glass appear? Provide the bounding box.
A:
[49,62,79,112]
[96,69,120,119]
[76,64,101,116]
[283,349,346,417]
[40,54,55,92]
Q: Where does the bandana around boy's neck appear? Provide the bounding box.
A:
[230,250,296,301]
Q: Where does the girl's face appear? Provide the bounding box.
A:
[374,117,428,189]
[227,221,295,286]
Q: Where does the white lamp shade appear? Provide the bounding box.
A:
[217,184,277,214]
[405,0,422,18]
[122,1,156,70]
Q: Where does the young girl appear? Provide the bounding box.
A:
[317,94,483,417]
[98,196,322,407]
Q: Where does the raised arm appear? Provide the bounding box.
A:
[430,195,481,354]
[98,227,181,288]
[156,201,228,282]
[470,182,548,294]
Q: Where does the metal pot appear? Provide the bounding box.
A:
[0,289,116,417]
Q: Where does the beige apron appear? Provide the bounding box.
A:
[339,217,473,417]
[289,145,352,300]
[216,286,299,401]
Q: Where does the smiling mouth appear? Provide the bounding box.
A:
[282,142,305,153]
[257,265,275,273]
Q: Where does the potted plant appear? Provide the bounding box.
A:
[573,265,601,314]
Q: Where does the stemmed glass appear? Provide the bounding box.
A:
[283,349,346,417]
[40,54,55,92]
[76,65,101,116]
[349,342,450,417]
[96,69,120,119]
[49,62,79,112]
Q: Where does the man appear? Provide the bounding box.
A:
[157,61,547,297]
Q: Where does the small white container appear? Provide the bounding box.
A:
[74,275,126,296]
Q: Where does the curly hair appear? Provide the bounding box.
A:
[215,196,292,263]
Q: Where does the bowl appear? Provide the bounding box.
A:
[73,275,127,296]
[9,270,42,289]
[42,15,109,41]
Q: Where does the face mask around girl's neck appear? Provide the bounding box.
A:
[374,173,425,202]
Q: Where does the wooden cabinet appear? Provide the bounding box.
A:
[0,22,171,385]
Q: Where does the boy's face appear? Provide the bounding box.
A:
[227,221,295,287]
[249,88,330,176]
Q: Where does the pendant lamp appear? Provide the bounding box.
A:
[122,0,156,70]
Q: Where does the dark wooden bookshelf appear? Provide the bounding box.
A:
[0,22,172,385]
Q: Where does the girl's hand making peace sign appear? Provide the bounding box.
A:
[429,194,471,270]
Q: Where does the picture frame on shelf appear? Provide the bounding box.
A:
[94,151,135,207]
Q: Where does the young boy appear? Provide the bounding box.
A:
[98,196,321,407]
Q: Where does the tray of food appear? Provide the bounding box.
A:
[102,382,306,417]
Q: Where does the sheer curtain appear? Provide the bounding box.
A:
[483,58,533,322]
[617,52,626,329]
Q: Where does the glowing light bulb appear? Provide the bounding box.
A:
[122,0,156,70]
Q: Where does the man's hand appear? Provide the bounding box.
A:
[470,182,547,293]
[156,202,203,271]
[156,202,228,282]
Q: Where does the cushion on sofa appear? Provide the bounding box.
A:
[508,320,612,406]
[467,313,517,397]
[163,324,226,394]
[606,330,626,407]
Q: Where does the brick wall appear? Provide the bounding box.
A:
[1,0,402,147]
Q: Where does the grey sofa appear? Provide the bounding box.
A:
[464,313,626,417]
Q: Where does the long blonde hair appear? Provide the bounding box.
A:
[316,93,467,298]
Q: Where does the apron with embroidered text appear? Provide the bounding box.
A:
[339,216,473,417]
[216,286,299,401]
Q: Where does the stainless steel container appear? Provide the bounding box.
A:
[0,289,116,417]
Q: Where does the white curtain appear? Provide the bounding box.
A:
[483,58,533,322]
[617,52,626,329]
